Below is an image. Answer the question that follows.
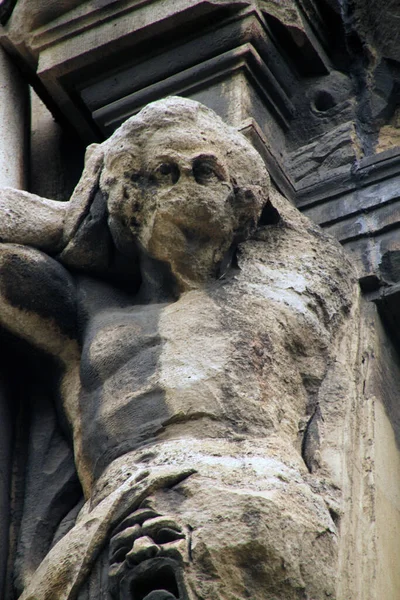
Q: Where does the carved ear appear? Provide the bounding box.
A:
[58,144,113,272]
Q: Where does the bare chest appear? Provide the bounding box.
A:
[80,303,164,389]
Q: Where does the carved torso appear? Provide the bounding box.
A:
[69,270,257,483]
[0,236,325,490]
[0,97,358,600]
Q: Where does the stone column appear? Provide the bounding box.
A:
[0,45,28,189]
[0,45,28,598]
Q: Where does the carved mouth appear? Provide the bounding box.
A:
[109,508,190,600]
[122,557,184,600]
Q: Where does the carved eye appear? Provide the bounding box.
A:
[130,172,142,183]
[192,157,222,185]
[155,162,180,184]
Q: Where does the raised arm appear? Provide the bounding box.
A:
[0,142,105,258]
[0,188,67,254]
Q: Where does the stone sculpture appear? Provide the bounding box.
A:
[0,97,358,599]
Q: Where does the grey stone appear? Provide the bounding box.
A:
[0,97,359,599]
[0,47,28,189]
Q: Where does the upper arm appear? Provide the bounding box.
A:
[0,188,67,254]
[0,244,79,362]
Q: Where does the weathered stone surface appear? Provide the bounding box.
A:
[288,122,359,188]
[2,2,400,598]
[2,0,84,33]
[259,0,302,27]
[377,107,400,153]
[0,46,27,189]
[337,299,400,600]
[0,98,360,599]
[352,0,400,65]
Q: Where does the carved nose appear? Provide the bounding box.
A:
[126,536,160,565]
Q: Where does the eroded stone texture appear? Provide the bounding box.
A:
[0,98,359,600]
[328,0,400,154]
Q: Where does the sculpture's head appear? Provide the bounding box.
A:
[96,97,271,291]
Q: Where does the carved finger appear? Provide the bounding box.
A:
[109,524,141,563]
[108,561,125,584]
[141,516,183,541]
[112,508,160,536]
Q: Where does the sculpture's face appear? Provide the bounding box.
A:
[102,126,265,290]
[108,504,191,600]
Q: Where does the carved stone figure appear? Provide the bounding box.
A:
[0,97,358,600]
